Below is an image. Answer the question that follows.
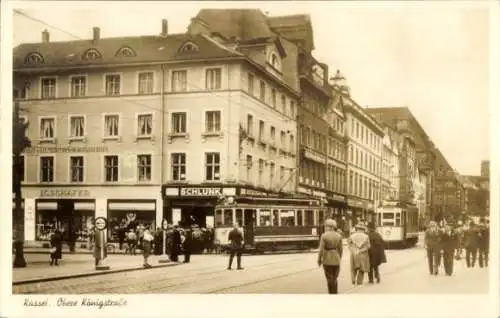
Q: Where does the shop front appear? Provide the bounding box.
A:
[347,197,371,226]
[163,185,237,228]
[106,199,157,242]
[20,185,162,246]
[325,193,347,230]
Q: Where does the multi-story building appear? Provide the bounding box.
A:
[366,107,437,221]
[332,72,384,224]
[13,15,301,245]
[480,160,489,178]
[267,14,347,223]
[380,125,400,201]
[433,149,464,221]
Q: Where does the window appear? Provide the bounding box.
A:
[290,101,296,119]
[70,156,84,182]
[280,131,286,149]
[137,154,152,181]
[40,117,55,140]
[105,75,121,96]
[270,126,276,144]
[179,42,199,53]
[258,120,265,141]
[247,114,254,136]
[82,48,101,60]
[205,152,220,181]
[258,159,264,185]
[280,210,295,227]
[281,95,286,113]
[205,68,222,90]
[104,115,119,137]
[205,111,221,133]
[70,116,85,138]
[104,155,119,182]
[246,155,253,182]
[271,89,277,108]
[171,153,186,181]
[138,72,154,94]
[115,46,136,57]
[40,156,54,182]
[41,78,56,99]
[171,70,187,92]
[259,81,266,101]
[259,210,271,226]
[247,73,254,95]
[304,210,314,226]
[289,135,295,153]
[70,76,86,97]
[280,166,285,184]
[223,209,233,226]
[269,162,275,186]
[24,52,44,65]
[273,210,279,226]
[171,112,186,133]
[137,114,153,137]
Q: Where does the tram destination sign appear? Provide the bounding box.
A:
[179,187,222,197]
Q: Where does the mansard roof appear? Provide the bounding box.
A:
[13,33,241,70]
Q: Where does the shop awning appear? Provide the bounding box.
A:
[108,202,156,211]
[74,202,95,210]
[37,202,57,210]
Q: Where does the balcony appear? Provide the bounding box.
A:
[298,53,330,97]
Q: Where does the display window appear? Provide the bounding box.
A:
[107,210,156,242]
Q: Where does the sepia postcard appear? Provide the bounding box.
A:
[1,1,498,318]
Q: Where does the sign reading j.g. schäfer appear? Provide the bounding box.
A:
[179,187,222,197]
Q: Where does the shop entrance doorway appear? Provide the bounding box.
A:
[181,206,213,228]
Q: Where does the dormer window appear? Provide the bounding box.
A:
[82,48,102,61]
[24,52,44,65]
[269,52,281,71]
[179,42,199,53]
[115,46,136,58]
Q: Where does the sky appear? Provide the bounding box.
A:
[10,1,492,175]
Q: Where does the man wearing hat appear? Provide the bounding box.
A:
[317,219,343,294]
[424,221,441,275]
[348,222,371,285]
[477,217,489,268]
[366,222,386,283]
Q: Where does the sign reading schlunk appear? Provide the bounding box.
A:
[179,187,222,197]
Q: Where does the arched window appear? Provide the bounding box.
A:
[178,41,199,53]
[82,48,102,61]
[269,52,281,71]
[24,52,44,65]
[115,46,136,58]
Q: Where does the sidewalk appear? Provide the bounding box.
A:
[12,253,180,285]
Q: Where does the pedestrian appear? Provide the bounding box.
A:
[227,223,244,270]
[49,228,63,266]
[142,226,154,268]
[348,223,370,285]
[366,222,386,284]
[170,225,182,262]
[454,221,465,260]
[439,223,457,276]
[183,227,193,263]
[317,219,343,294]
[424,221,441,275]
[477,218,489,268]
[464,220,480,268]
[126,228,137,255]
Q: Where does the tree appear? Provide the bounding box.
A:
[13,100,31,268]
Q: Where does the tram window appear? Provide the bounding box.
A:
[273,210,279,226]
[259,209,271,226]
[297,210,303,226]
[395,213,401,227]
[382,213,394,220]
[318,210,325,225]
[280,210,295,227]
[223,209,233,226]
[215,209,223,227]
[305,210,314,226]
[235,209,243,227]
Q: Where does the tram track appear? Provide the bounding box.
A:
[207,252,423,294]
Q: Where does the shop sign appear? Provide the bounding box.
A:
[241,189,267,196]
[39,189,91,198]
[329,194,345,202]
[347,199,363,207]
[179,187,222,197]
[312,190,326,198]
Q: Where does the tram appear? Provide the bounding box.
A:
[375,201,419,248]
[213,196,326,253]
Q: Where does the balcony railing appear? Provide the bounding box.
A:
[298,54,329,93]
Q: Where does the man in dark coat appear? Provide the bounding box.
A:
[439,223,457,276]
[183,228,193,263]
[424,221,441,275]
[170,225,182,262]
[366,222,386,283]
[477,218,489,268]
[50,229,63,266]
[464,220,480,268]
[227,223,244,270]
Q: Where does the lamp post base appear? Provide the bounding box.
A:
[95,260,110,270]
[158,256,170,264]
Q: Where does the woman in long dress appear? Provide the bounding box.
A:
[348,223,371,285]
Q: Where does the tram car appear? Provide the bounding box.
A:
[375,201,419,248]
[213,196,326,253]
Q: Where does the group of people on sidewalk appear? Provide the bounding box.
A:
[424,217,489,276]
[317,219,387,294]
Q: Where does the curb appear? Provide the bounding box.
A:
[13,261,182,285]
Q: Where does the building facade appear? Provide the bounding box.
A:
[380,125,400,201]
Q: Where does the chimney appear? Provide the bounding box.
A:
[92,27,100,42]
[42,29,49,43]
[161,19,168,36]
